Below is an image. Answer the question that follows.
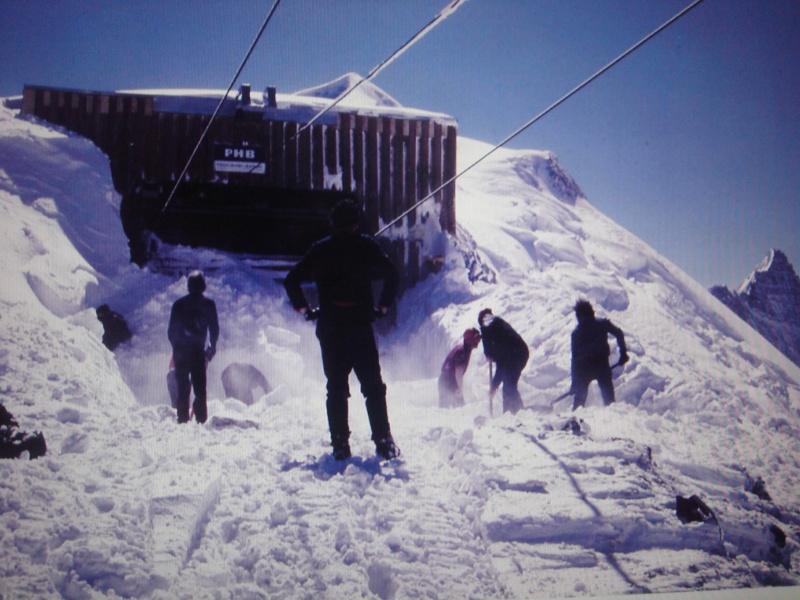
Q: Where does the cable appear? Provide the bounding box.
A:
[375,0,706,236]
[158,0,284,221]
[291,0,468,142]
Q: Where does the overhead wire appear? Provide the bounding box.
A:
[291,0,469,143]
[158,0,284,221]
[375,0,707,237]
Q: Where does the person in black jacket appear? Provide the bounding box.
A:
[570,300,628,411]
[168,271,219,424]
[478,308,529,414]
[284,197,400,461]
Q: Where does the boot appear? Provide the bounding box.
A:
[375,436,400,460]
[331,433,351,461]
[332,444,352,461]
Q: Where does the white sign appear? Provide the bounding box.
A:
[214,144,266,174]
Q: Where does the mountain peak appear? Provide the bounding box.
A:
[738,248,798,296]
[711,249,800,367]
[293,72,402,109]
[758,248,790,273]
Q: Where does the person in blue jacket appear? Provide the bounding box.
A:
[168,271,219,424]
[284,197,400,461]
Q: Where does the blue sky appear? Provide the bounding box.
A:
[2,0,798,288]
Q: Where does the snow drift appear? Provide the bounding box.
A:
[1,79,799,598]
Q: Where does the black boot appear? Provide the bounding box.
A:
[375,436,400,460]
[333,444,352,461]
[331,434,351,461]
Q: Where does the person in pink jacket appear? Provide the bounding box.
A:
[438,328,482,408]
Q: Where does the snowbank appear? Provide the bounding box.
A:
[1,94,799,598]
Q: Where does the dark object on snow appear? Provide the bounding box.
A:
[478,308,529,414]
[676,494,713,523]
[570,300,628,411]
[0,404,46,460]
[168,270,220,424]
[209,415,260,430]
[561,416,585,435]
[767,524,787,550]
[746,475,772,501]
[221,363,271,405]
[770,524,787,549]
[96,304,132,351]
[283,196,400,461]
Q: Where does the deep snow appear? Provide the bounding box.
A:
[1,81,800,599]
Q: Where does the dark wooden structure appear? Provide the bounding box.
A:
[20,85,457,286]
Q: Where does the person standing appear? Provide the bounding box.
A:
[168,271,219,424]
[478,308,529,414]
[570,300,628,411]
[438,328,482,408]
[284,197,400,461]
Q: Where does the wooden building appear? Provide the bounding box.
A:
[20,84,457,285]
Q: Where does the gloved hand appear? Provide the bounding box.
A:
[205,345,216,362]
[304,308,320,321]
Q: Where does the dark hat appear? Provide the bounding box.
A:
[331,197,362,231]
[574,300,594,319]
[478,308,493,325]
[187,270,206,294]
[96,304,110,316]
[464,328,481,346]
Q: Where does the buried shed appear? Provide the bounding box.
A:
[20,82,458,286]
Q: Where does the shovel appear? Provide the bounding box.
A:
[548,358,626,410]
[488,361,494,416]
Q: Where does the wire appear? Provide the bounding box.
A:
[291,0,469,142]
[158,0,284,221]
[375,0,706,237]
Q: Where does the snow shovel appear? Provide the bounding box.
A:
[548,358,627,410]
[488,361,495,417]
[549,389,574,408]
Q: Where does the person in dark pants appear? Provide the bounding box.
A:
[96,304,132,351]
[284,197,400,461]
[570,300,628,411]
[168,271,219,424]
[478,308,529,414]
[439,328,482,408]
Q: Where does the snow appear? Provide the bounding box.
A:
[2,82,800,599]
[121,72,457,128]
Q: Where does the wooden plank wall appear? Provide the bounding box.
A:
[21,86,457,282]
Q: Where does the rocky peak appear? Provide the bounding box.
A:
[710,249,800,367]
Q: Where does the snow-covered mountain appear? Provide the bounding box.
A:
[710,249,800,369]
[1,77,800,599]
[293,72,402,108]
